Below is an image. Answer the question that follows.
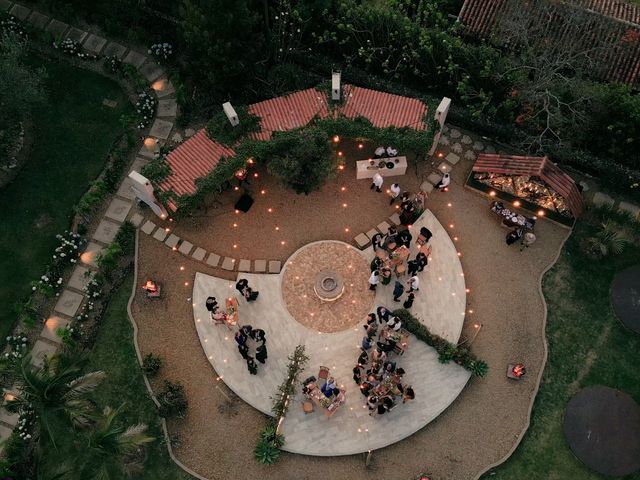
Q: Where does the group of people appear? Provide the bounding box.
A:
[367,222,433,310]
[234,324,267,375]
[235,278,259,301]
[369,182,426,228]
[354,307,415,417]
[373,145,399,159]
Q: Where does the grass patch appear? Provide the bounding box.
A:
[483,218,640,479]
[0,56,129,340]
[42,276,190,479]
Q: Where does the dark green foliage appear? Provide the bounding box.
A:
[393,309,488,377]
[141,353,162,377]
[267,128,334,194]
[157,381,188,419]
[205,106,261,146]
[114,221,136,257]
[141,157,171,184]
[271,345,308,419]
[254,438,280,465]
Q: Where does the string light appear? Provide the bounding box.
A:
[180,266,184,271]
[333,135,340,143]
[341,186,346,191]
[513,200,521,207]
[253,173,259,178]
[489,191,496,197]
[275,226,280,231]
[358,143,364,149]
[261,189,266,195]
[338,151,343,157]
[233,223,238,227]
[268,208,273,213]
[342,203,348,208]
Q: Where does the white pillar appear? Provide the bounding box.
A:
[128,170,169,219]
[332,71,341,101]
[222,102,239,126]
[428,97,452,157]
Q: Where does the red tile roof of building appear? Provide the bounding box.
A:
[158,86,428,209]
[458,0,640,87]
[472,153,583,217]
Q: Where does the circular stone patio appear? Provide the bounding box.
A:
[611,264,640,334]
[192,210,470,456]
[281,241,373,332]
[563,386,640,476]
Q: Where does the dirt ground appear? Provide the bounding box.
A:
[131,133,570,480]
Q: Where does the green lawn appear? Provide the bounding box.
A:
[483,216,640,479]
[0,56,129,340]
[43,276,190,479]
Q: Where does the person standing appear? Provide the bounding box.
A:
[370,172,384,192]
[256,343,268,364]
[416,251,428,271]
[234,330,247,347]
[407,259,420,277]
[407,275,420,292]
[403,292,415,309]
[369,270,380,291]
[238,343,250,360]
[374,146,386,158]
[246,356,258,375]
[392,281,405,302]
[435,173,450,191]
[386,146,398,157]
[389,183,401,205]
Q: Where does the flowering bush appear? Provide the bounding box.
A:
[4,334,28,360]
[32,231,84,297]
[135,91,157,129]
[1,16,27,39]
[84,275,103,299]
[54,38,97,60]
[103,55,123,74]
[75,300,94,322]
[148,42,173,61]
[15,406,35,441]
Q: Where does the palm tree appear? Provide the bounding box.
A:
[6,353,105,448]
[82,406,154,479]
[586,221,629,257]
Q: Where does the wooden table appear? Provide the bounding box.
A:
[225,297,239,328]
[304,383,345,417]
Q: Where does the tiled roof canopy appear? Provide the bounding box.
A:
[159,86,428,208]
[458,0,640,88]
[472,154,583,217]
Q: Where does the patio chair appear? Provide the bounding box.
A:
[318,366,330,381]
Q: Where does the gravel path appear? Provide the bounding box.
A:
[130,134,570,480]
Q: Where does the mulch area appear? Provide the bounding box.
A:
[563,385,640,477]
[131,130,571,480]
[610,264,640,334]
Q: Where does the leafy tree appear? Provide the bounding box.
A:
[5,354,105,447]
[80,406,154,480]
[179,0,264,95]
[267,127,335,194]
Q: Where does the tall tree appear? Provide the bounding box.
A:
[179,0,264,96]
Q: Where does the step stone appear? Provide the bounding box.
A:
[253,259,267,273]
[178,241,193,255]
[206,253,221,267]
[192,247,206,261]
[268,260,281,274]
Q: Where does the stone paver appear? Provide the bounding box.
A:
[254,259,267,273]
[116,177,136,200]
[192,247,206,261]
[420,181,434,194]
[485,145,496,153]
[9,3,30,20]
[437,162,452,174]
[41,315,70,344]
[0,399,19,427]
[238,259,251,272]
[129,213,144,227]
[45,18,68,37]
[268,260,281,273]
[171,132,183,143]
[141,220,156,235]
[102,41,127,58]
[221,257,236,271]
[54,290,83,317]
[149,119,173,140]
[80,242,105,267]
[92,219,120,244]
[461,134,473,145]
[185,128,196,137]
[450,128,461,139]
[427,172,442,185]
[131,156,150,172]
[153,228,168,242]
[0,0,12,12]
[165,234,180,248]
[31,340,58,368]
[464,150,477,160]
[83,33,107,54]
[140,61,164,82]
[376,221,391,234]
[389,212,401,225]
[445,152,460,165]
[206,253,221,267]
[27,11,49,29]
[178,241,193,255]
[451,142,463,154]
[65,27,87,44]
[354,233,369,248]
[619,201,640,219]
[104,197,132,223]
[68,265,90,291]
[157,98,178,118]
[123,50,147,68]
[438,135,450,146]
[592,192,615,208]
[472,140,485,151]
[138,143,159,159]
[152,77,175,99]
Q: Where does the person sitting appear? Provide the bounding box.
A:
[364,322,378,338]
[374,145,386,158]
[370,256,383,272]
[383,360,396,374]
[321,377,337,397]
[381,395,395,412]
[371,232,384,251]
[211,306,227,324]
[357,348,369,366]
[353,365,364,384]
[435,172,450,191]
[368,360,383,377]
[398,229,412,248]
[378,338,397,353]
[386,146,398,157]
[386,316,402,331]
[367,394,380,412]
[394,367,406,382]
[376,306,391,323]
[360,381,374,397]
[383,226,398,250]
[205,296,218,312]
[401,385,415,404]
[372,347,386,363]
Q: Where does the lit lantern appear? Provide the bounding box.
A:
[235,168,247,181]
[489,191,497,197]
[333,135,340,143]
[513,200,521,207]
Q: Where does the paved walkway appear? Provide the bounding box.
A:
[192,211,469,456]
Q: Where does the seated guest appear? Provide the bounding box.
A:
[211,306,226,324]
[321,377,337,397]
[357,348,369,366]
[205,296,218,312]
[376,306,391,323]
[378,339,397,353]
[398,229,412,248]
[386,146,398,157]
[353,365,364,384]
[383,226,398,249]
[402,386,415,404]
[374,145,386,158]
[370,256,383,272]
[386,316,402,331]
[234,330,247,346]
[360,381,374,397]
[419,226,433,243]
[394,368,406,382]
[364,322,377,338]
[367,394,379,412]
[368,361,383,377]
[371,232,384,251]
[383,360,396,374]
[381,396,395,412]
[362,335,373,350]
[372,347,386,363]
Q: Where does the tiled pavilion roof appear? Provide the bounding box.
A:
[472,153,583,217]
[458,0,640,88]
[158,86,428,208]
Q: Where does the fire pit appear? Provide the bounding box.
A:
[314,270,345,302]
